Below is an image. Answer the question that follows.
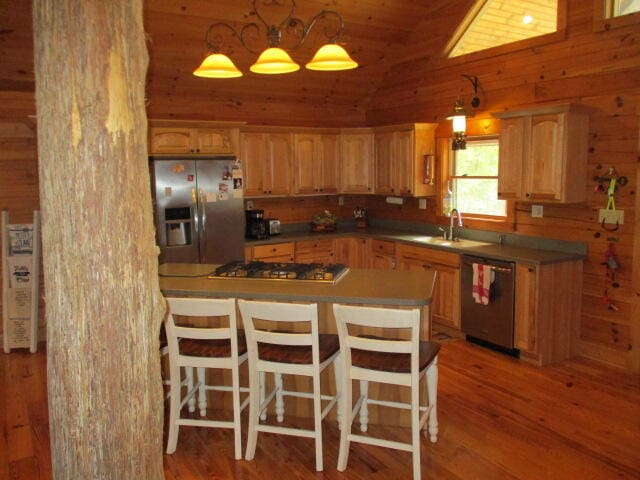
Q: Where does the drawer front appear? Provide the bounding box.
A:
[371,239,396,256]
[252,242,295,260]
[396,243,459,268]
[295,239,334,254]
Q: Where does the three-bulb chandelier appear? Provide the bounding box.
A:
[194,0,359,78]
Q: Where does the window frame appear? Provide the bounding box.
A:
[448,135,507,220]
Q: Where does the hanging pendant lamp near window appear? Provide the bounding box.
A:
[193,0,358,78]
[446,75,481,150]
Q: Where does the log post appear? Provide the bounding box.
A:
[33,1,165,478]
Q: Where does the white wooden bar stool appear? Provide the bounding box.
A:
[160,324,194,404]
[165,297,249,460]
[238,299,341,472]
[333,304,440,480]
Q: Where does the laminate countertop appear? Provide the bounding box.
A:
[247,228,585,265]
[159,263,436,307]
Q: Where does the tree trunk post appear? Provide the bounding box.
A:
[33,1,165,478]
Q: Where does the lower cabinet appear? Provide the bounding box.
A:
[334,237,370,268]
[514,261,583,365]
[369,239,396,270]
[295,239,334,264]
[397,243,460,330]
[245,242,295,262]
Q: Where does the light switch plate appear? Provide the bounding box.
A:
[531,205,543,218]
[338,196,344,206]
[246,200,254,210]
[599,209,624,225]
[418,199,427,209]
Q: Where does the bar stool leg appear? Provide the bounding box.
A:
[245,367,261,461]
[334,355,342,430]
[313,372,323,471]
[359,379,369,432]
[337,366,351,472]
[259,371,267,421]
[197,367,207,416]
[275,373,284,423]
[231,361,242,460]
[426,356,439,442]
[166,360,182,454]
[411,372,421,480]
[186,367,196,413]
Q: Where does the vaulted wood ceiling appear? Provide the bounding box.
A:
[1,0,476,124]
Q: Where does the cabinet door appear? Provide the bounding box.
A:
[497,117,526,200]
[431,264,460,329]
[370,253,395,270]
[150,128,194,154]
[267,134,292,196]
[394,130,414,195]
[514,264,537,353]
[240,133,267,197]
[374,132,395,195]
[293,134,317,195]
[318,134,339,194]
[196,129,234,154]
[527,114,564,201]
[340,134,373,193]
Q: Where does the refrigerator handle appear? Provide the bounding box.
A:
[199,188,206,233]
[191,187,198,233]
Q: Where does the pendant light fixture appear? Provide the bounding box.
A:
[193,0,358,78]
[446,75,481,150]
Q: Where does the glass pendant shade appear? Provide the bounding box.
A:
[305,44,358,71]
[452,115,466,133]
[193,53,243,78]
[250,47,300,74]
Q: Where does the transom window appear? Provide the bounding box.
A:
[450,137,506,217]
[605,0,640,17]
[448,0,559,58]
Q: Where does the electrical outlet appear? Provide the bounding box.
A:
[418,199,427,209]
[338,195,344,206]
[531,205,543,218]
[246,200,254,210]
[599,209,624,225]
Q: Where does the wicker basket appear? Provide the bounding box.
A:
[310,222,337,233]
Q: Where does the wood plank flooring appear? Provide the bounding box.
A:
[2,340,639,479]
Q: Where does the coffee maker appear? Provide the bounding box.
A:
[245,209,268,240]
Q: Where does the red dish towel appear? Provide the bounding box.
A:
[472,263,495,305]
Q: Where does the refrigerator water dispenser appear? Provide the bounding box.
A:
[165,207,192,246]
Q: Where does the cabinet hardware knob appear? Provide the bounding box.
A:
[498,192,502,196]
[526,193,531,197]
[528,267,534,273]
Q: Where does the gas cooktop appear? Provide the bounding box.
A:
[209,261,349,284]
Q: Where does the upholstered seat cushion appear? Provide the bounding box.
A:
[258,333,340,364]
[179,331,247,357]
[351,338,440,373]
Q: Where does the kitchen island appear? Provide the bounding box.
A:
[159,263,438,426]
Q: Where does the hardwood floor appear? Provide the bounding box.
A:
[2,340,639,479]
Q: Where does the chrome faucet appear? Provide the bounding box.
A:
[449,208,463,241]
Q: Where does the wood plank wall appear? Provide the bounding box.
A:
[363,0,640,372]
[0,94,44,339]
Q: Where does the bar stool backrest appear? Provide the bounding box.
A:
[237,300,320,367]
[165,297,239,360]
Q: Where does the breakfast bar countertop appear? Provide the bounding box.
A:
[159,263,436,307]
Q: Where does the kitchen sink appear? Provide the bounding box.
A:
[402,235,491,250]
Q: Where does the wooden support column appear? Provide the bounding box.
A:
[631,93,640,374]
[33,1,165,478]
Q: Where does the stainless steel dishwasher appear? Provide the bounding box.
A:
[460,254,516,352]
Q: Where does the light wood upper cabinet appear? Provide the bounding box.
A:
[340,132,374,194]
[240,132,292,197]
[293,134,339,195]
[494,104,590,203]
[373,124,437,197]
[150,127,236,155]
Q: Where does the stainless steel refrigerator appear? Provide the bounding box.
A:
[150,156,245,264]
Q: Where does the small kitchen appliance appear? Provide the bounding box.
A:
[267,219,281,236]
[245,209,268,240]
